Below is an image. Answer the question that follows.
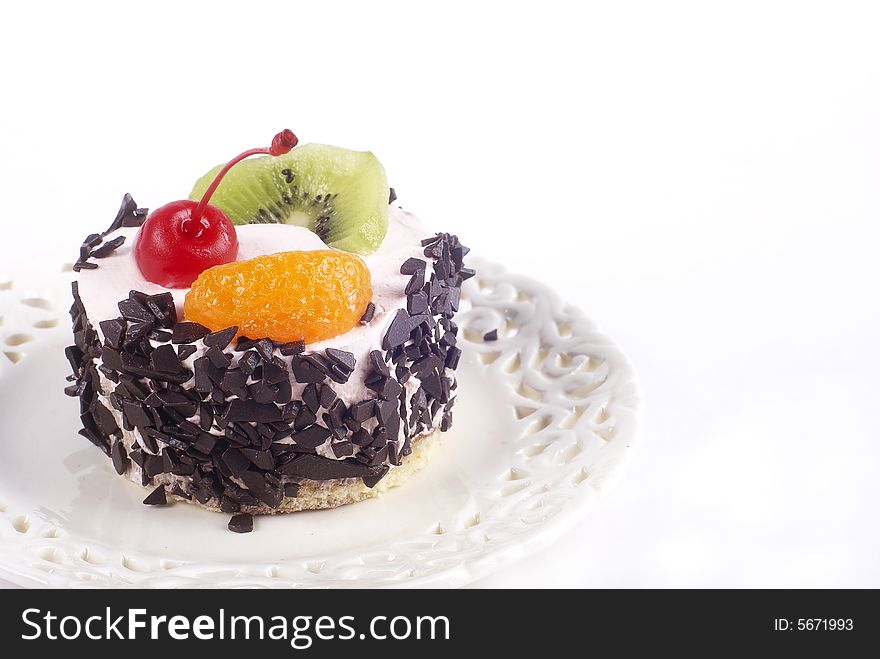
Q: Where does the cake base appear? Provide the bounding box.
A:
[157,430,443,515]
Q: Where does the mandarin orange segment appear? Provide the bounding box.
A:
[183,250,372,344]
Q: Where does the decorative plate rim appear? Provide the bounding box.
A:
[0,255,641,588]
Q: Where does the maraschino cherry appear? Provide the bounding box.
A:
[134,130,299,288]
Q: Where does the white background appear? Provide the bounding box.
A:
[2,1,879,587]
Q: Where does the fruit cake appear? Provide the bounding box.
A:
[64,130,472,533]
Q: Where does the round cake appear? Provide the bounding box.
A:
[64,132,472,532]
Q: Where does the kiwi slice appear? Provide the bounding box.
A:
[189,144,389,254]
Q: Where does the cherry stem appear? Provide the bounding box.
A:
[190,129,298,224]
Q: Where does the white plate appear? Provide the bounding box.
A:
[0,257,640,588]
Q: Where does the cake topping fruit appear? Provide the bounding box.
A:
[184,250,373,344]
[189,143,389,255]
[134,130,299,288]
